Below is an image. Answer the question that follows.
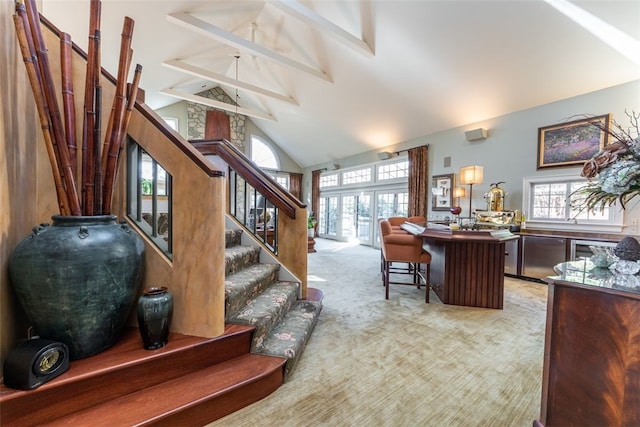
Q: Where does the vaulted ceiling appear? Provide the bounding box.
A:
[41,0,640,168]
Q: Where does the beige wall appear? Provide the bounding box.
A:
[1,0,39,373]
[1,3,227,375]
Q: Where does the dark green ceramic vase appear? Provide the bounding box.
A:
[9,215,145,360]
[137,286,173,350]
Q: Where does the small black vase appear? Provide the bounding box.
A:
[137,287,173,350]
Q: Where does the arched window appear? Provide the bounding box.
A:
[250,136,279,170]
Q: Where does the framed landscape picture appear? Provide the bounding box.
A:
[431,173,453,211]
[537,114,610,169]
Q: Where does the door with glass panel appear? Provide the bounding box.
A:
[341,192,372,244]
[318,195,338,238]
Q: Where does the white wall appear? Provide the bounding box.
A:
[303,80,640,234]
[155,101,189,138]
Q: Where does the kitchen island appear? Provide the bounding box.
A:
[401,223,519,309]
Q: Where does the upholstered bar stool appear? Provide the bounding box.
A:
[379,219,431,303]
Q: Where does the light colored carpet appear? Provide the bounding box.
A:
[208,238,548,427]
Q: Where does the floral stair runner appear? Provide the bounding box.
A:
[224,229,322,380]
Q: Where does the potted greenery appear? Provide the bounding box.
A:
[308,214,318,238]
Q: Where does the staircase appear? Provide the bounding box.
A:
[224,228,323,380]
[0,231,322,426]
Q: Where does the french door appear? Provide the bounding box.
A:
[341,192,372,243]
[317,188,407,247]
[318,196,338,237]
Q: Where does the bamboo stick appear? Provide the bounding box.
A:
[60,32,77,179]
[15,3,43,99]
[100,46,131,177]
[81,0,101,215]
[93,29,103,215]
[122,64,143,135]
[13,12,70,215]
[24,0,81,215]
[102,16,134,214]
[100,102,115,182]
[113,62,142,182]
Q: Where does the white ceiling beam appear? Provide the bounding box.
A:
[162,59,298,106]
[270,0,374,58]
[167,12,332,83]
[160,87,276,122]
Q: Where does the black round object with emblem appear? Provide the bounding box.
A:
[3,338,69,390]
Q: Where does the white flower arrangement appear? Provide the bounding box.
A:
[573,110,640,211]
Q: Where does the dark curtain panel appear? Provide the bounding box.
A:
[408,145,429,218]
[311,169,322,236]
[289,173,303,201]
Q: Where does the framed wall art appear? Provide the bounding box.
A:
[537,114,610,169]
[431,173,453,211]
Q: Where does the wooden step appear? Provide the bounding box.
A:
[39,354,285,427]
[1,325,285,426]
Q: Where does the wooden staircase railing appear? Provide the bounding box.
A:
[191,139,309,296]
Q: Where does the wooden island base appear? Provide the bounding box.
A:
[403,223,519,309]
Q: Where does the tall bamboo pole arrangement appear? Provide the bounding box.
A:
[13,0,142,216]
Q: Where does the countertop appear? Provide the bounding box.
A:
[517,228,636,242]
[546,259,640,296]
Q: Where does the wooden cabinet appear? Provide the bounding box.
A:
[536,262,640,427]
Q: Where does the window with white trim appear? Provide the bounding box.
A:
[251,136,279,169]
[342,167,372,185]
[377,160,409,181]
[270,173,289,190]
[523,175,623,232]
[320,173,339,188]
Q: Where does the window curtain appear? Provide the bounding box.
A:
[311,169,322,236]
[408,145,429,218]
[289,173,303,201]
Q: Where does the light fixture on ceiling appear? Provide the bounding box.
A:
[232,53,241,144]
[234,53,240,117]
[459,165,483,219]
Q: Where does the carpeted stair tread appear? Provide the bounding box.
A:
[225,228,243,248]
[257,299,323,380]
[222,227,322,382]
[225,245,261,275]
[226,281,300,351]
[225,263,281,317]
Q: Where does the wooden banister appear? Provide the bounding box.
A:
[190,139,305,219]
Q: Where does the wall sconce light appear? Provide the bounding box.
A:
[464,128,488,141]
[377,151,396,160]
[459,165,483,218]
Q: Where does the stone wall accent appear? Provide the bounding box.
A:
[187,87,246,152]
